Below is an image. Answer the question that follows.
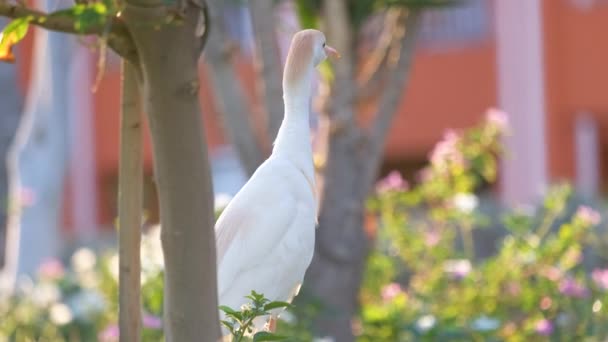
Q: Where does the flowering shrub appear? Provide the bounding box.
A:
[0,227,166,341]
[357,109,608,340]
[2,108,607,341]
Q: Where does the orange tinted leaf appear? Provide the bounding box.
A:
[0,18,31,63]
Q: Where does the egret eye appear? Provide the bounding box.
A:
[322,42,326,48]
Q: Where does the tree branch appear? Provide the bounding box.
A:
[249,0,284,143]
[0,3,138,64]
[204,0,265,176]
[363,9,422,188]
[0,3,98,34]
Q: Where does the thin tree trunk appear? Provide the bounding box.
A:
[248,0,284,142]
[123,2,220,340]
[205,0,265,176]
[3,0,74,282]
[118,60,143,342]
[304,6,421,341]
[0,18,23,269]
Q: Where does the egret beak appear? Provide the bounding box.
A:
[324,45,341,59]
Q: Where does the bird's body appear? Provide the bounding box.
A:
[215,29,339,334]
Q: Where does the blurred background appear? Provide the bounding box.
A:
[1,0,608,340]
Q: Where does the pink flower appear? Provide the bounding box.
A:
[143,313,163,329]
[574,206,601,226]
[416,168,433,183]
[98,324,119,341]
[444,259,472,280]
[424,230,441,247]
[592,268,608,290]
[535,319,553,336]
[485,108,510,133]
[37,258,65,280]
[558,277,589,298]
[381,283,403,302]
[376,171,408,194]
[540,266,562,282]
[539,296,552,310]
[430,130,464,168]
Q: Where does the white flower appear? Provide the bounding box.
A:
[71,248,97,273]
[444,259,472,279]
[416,315,436,332]
[452,193,478,213]
[32,283,60,306]
[471,315,500,331]
[50,303,73,325]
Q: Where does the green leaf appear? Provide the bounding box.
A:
[219,305,238,315]
[220,320,234,332]
[49,2,109,32]
[253,332,290,341]
[0,18,31,63]
[263,301,292,312]
[219,305,243,321]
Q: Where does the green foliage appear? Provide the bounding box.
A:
[220,291,291,342]
[293,0,461,30]
[48,2,114,32]
[0,0,118,63]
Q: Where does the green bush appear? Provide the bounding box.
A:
[357,109,608,341]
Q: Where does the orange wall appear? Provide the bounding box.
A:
[544,1,608,183]
[385,43,497,159]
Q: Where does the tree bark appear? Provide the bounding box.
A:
[204,0,265,176]
[123,2,220,340]
[304,5,421,341]
[248,0,284,143]
[118,60,143,342]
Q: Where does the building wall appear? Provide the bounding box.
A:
[544,1,608,187]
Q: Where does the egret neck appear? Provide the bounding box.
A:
[272,60,315,190]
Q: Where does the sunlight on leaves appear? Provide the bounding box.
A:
[0,18,31,63]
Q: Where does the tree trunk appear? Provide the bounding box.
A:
[204,0,265,176]
[6,1,74,281]
[0,18,23,270]
[248,0,284,142]
[118,60,143,342]
[123,2,220,340]
[304,5,422,341]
